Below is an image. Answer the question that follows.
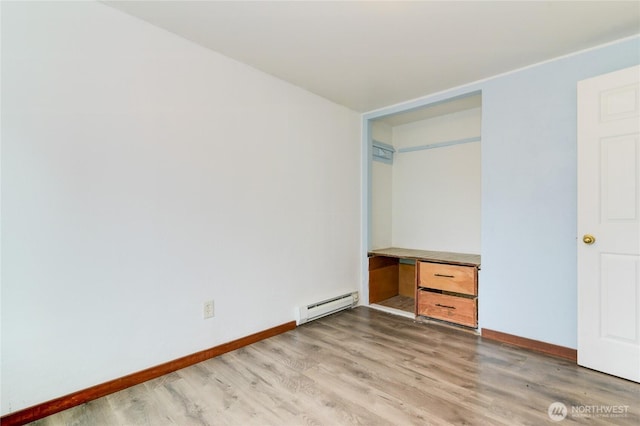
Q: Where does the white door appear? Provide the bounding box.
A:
[577,65,640,382]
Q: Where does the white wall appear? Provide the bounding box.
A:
[1,1,360,414]
[370,121,392,249]
[392,108,481,151]
[391,108,482,253]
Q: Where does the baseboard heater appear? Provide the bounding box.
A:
[297,292,358,325]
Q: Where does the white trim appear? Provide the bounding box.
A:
[361,118,371,305]
[368,304,415,320]
[364,89,483,121]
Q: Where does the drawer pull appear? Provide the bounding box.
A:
[434,273,455,278]
[435,303,456,310]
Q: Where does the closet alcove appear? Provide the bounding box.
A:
[368,93,482,323]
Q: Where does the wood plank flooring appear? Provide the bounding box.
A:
[29,307,639,425]
[375,295,414,313]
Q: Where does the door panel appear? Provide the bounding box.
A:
[600,254,638,343]
[600,83,639,122]
[578,65,640,383]
[601,135,638,221]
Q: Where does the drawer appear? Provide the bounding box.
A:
[418,262,477,295]
[417,290,477,328]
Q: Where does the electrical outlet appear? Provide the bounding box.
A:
[203,300,214,319]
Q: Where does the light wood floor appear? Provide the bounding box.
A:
[30,307,639,425]
[375,295,415,313]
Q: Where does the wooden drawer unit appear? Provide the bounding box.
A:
[416,260,479,328]
[417,290,477,328]
[418,262,477,296]
[368,248,480,328]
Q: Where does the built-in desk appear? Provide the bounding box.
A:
[368,247,481,328]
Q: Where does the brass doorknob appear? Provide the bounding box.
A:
[583,234,596,245]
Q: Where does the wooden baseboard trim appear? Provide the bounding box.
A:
[1,321,297,426]
[481,328,577,362]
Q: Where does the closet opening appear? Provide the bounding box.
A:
[366,92,482,325]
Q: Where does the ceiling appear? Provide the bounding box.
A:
[105,1,640,113]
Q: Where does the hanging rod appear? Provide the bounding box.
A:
[397,136,480,153]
